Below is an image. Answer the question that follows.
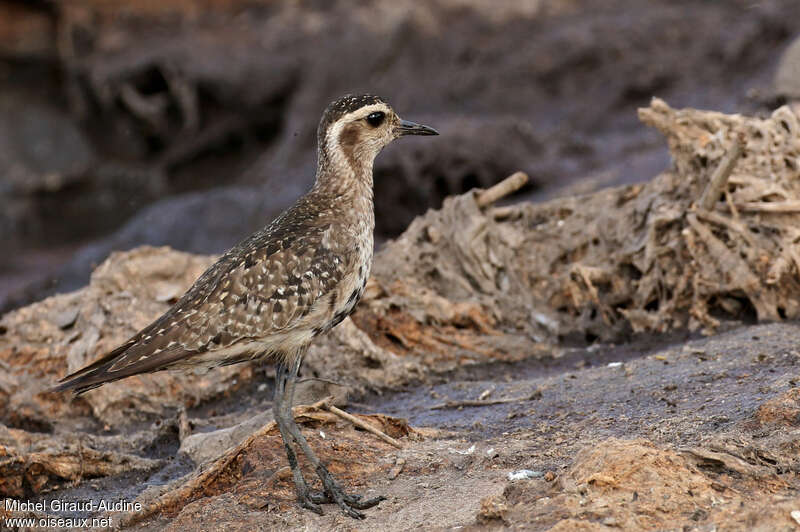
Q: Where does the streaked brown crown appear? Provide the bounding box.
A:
[317,94,387,143]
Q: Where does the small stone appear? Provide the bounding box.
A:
[508,469,543,481]
[791,510,800,525]
[449,444,476,455]
[544,471,556,481]
[388,457,405,480]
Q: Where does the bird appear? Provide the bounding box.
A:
[52,94,438,518]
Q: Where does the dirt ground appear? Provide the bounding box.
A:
[163,323,800,531]
[12,321,799,531]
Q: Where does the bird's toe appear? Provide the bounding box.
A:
[322,481,384,516]
[347,494,385,510]
[307,490,332,504]
[339,504,366,519]
[298,494,325,515]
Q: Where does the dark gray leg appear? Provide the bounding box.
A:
[273,359,322,514]
[274,355,385,518]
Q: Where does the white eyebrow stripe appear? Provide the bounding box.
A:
[326,103,391,148]
[339,103,390,122]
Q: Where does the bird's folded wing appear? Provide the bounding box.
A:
[55,222,350,392]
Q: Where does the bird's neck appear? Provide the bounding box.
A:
[312,150,375,205]
[310,153,376,242]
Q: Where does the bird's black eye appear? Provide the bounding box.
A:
[366,111,385,127]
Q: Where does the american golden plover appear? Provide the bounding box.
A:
[53,94,438,518]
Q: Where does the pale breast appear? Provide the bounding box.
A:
[307,214,373,337]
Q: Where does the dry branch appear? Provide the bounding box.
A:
[430,390,542,410]
[735,201,800,213]
[321,399,403,449]
[699,133,744,211]
[476,171,529,207]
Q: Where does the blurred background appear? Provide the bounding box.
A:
[1,0,799,314]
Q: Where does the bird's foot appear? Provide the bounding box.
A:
[289,471,329,515]
[294,484,384,518]
[313,465,385,519]
[296,488,325,515]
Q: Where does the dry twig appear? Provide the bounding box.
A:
[476,171,529,207]
[430,390,542,410]
[699,133,745,211]
[734,201,800,213]
[321,399,403,449]
[695,210,756,248]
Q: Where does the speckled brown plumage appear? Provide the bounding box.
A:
[52,93,439,393]
[54,170,370,393]
[53,94,438,519]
